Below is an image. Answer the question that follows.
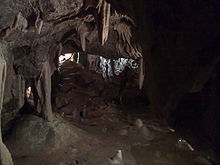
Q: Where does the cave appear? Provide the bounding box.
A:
[0,0,219,165]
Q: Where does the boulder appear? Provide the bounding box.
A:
[6,114,86,157]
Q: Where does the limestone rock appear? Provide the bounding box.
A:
[109,150,123,165]
[194,156,212,165]
[0,143,14,165]
[118,129,128,136]
[134,118,143,128]
[6,115,85,157]
[140,126,153,140]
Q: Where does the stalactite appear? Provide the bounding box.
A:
[0,12,28,39]
[110,59,116,77]
[96,0,111,45]
[57,43,63,56]
[55,43,63,68]
[17,75,25,109]
[35,19,43,34]
[0,28,12,39]
[138,58,145,90]
[113,19,142,58]
[79,0,111,46]
[11,12,27,32]
[11,12,22,30]
[35,13,43,34]
[0,55,14,165]
[80,32,87,51]
[80,0,98,12]
[75,18,91,52]
[35,61,53,121]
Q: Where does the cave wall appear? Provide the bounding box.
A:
[107,0,219,114]
[108,0,220,160]
[171,63,220,162]
[137,3,220,157]
[139,0,219,116]
[0,0,79,123]
[0,42,25,136]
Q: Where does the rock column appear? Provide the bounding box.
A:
[35,61,54,121]
[0,56,13,165]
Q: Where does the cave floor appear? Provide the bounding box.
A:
[8,61,212,165]
[10,102,211,165]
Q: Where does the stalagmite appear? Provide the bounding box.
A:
[134,118,144,128]
[109,150,123,165]
[0,55,14,165]
[35,61,54,121]
[96,0,111,45]
[138,58,145,90]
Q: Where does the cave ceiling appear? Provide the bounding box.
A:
[0,0,142,62]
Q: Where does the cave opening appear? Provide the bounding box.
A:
[55,52,148,115]
[59,53,74,65]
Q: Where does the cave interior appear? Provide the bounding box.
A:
[0,0,220,165]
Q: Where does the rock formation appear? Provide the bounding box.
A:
[34,61,54,121]
[0,54,13,165]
